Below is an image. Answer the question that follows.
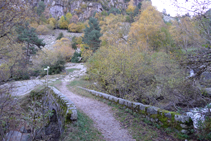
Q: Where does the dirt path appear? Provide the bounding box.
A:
[58,64,135,141]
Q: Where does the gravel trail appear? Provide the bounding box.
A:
[58,63,135,141]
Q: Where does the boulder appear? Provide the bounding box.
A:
[200,71,211,87]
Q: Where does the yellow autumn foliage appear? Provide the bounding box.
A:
[126,0,136,13]
[36,25,50,35]
[68,22,85,33]
[128,5,165,51]
[53,38,75,62]
[80,44,93,62]
[48,17,57,29]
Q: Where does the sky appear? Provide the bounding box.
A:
[151,0,211,17]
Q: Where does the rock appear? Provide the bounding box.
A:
[175,115,191,123]
[200,71,211,81]
[50,5,64,18]
[200,71,211,86]
[52,1,55,6]
[118,98,124,105]
[180,124,188,129]
[204,88,211,96]
[21,133,32,141]
[139,104,148,111]
[5,131,22,141]
[20,126,27,133]
[181,129,190,134]
[147,106,160,115]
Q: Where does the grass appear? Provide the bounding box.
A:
[181,47,198,54]
[49,79,62,88]
[66,68,81,73]
[60,109,104,141]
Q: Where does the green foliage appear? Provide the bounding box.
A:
[44,55,66,75]
[56,32,64,40]
[87,43,191,105]
[37,1,46,16]
[66,12,72,22]
[71,51,81,63]
[124,0,130,2]
[71,36,77,50]
[20,89,53,140]
[16,23,45,49]
[101,10,108,16]
[58,16,68,29]
[82,17,102,52]
[108,8,121,15]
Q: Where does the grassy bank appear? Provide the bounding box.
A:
[60,109,104,141]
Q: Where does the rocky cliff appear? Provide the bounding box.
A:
[26,0,142,20]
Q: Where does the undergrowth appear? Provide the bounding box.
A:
[60,109,104,141]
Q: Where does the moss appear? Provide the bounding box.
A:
[139,110,146,115]
[156,110,169,128]
[65,109,73,123]
[150,114,158,119]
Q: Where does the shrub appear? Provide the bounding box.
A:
[71,36,82,50]
[86,44,194,106]
[56,32,64,40]
[101,11,108,16]
[53,38,75,62]
[32,49,66,76]
[36,25,50,35]
[60,21,68,29]
[108,8,121,15]
[81,48,93,62]
[125,15,130,22]
[68,22,85,33]
[48,18,57,28]
[30,21,39,29]
[68,23,78,32]
[71,51,81,63]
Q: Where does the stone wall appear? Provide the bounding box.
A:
[48,86,77,133]
[3,86,77,141]
[79,87,193,134]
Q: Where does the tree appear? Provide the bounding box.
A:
[58,16,68,29]
[126,0,136,13]
[82,17,102,52]
[173,0,211,46]
[169,16,203,52]
[129,5,165,51]
[37,1,46,16]
[16,23,45,64]
[66,12,72,22]
[0,0,37,139]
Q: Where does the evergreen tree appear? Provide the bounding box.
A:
[82,17,102,52]
[16,23,45,63]
[37,1,46,16]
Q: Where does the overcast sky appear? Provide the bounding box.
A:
[151,0,211,17]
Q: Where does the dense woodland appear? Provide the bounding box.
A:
[0,0,211,140]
